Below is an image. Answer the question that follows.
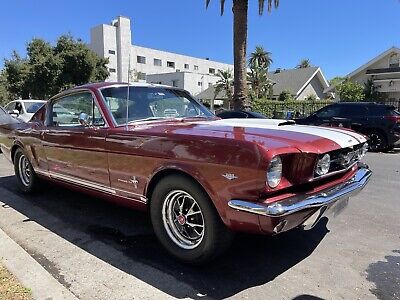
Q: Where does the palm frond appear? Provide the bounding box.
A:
[259,0,265,15]
[220,0,226,15]
[205,0,211,9]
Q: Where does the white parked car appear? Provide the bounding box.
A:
[5,100,46,122]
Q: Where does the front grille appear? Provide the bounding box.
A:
[314,143,365,180]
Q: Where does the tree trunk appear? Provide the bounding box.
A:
[232,0,248,111]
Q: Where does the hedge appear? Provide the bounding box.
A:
[252,99,333,119]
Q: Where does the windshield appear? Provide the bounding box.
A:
[101,86,213,125]
[25,102,45,114]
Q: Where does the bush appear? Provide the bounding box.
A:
[252,98,333,119]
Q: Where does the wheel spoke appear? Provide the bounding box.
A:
[162,190,205,250]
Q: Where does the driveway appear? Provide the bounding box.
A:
[0,152,399,300]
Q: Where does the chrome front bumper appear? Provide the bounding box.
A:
[228,165,372,218]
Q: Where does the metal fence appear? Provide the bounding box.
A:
[253,101,333,119]
[253,99,400,119]
[377,99,400,110]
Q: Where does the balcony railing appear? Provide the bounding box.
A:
[366,67,400,75]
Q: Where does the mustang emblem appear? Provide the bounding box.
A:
[222,173,238,180]
[129,176,139,189]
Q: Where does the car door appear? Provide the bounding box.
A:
[43,91,110,187]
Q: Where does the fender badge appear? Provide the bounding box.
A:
[129,176,139,189]
[222,173,238,180]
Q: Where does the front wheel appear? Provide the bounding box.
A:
[14,148,41,193]
[150,175,233,264]
[367,131,387,152]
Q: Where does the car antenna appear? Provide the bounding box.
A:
[125,54,131,130]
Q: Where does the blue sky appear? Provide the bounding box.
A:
[0,0,399,79]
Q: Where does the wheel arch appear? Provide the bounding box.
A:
[10,142,24,163]
[145,166,227,223]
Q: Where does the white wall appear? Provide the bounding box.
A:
[90,16,233,85]
[146,72,220,95]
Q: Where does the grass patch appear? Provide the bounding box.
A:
[0,263,32,300]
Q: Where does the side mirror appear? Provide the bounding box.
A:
[78,112,91,127]
[8,109,19,117]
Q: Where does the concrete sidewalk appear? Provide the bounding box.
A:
[0,228,77,300]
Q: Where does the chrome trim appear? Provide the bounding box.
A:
[33,168,147,203]
[47,89,110,128]
[228,165,372,217]
[309,161,357,182]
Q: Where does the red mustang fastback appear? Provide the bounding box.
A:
[0,82,372,263]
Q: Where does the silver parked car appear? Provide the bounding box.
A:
[5,100,46,122]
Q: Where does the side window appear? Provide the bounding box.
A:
[51,93,105,127]
[5,102,16,112]
[341,105,368,117]
[315,106,341,118]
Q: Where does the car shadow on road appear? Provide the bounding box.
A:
[0,175,329,299]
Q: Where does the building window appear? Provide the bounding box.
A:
[108,50,116,55]
[154,58,162,66]
[198,82,203,87]
[209,68,215,74]
[137,72,146,80]
[184,64,189,69]
[172,80,179,87]
[167,61,175,68]
[389,54,400,68]
[194,65,199,71]
[137,56,146,64]
[109,68,116,73]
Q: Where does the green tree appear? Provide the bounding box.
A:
[296,58,312,69]
[278,90,293,101]
[0,71,10,106]
[247,46,274,101]
[336,79,365,102]
[329,76,345,86]
[214,69,234,109]
[364,79,387,101]
[249,46,273,70]
[2,35,109,100]
[3,51,30,99]
[54,35,109,91]
[206,0,280,110]
[25,39,61,99]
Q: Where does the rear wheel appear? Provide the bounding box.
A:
[367,131,387,152]
[150,174,234,264]
[14,148,40,193]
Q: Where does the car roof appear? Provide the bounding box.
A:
[73,82,174,90]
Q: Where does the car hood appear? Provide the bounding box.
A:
[134,118,367,154]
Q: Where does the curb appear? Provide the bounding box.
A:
[0,228,78,300]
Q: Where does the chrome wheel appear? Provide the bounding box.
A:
[18,154,31,187]
[162,190,205,250]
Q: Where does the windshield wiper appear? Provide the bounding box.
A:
[127,117,167,124]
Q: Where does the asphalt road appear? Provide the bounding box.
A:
[0,151,399,300]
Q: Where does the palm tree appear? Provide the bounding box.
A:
[206,0,280,110]
[296,59,312,69]
[214,69,233,110]
[249,46,273,70]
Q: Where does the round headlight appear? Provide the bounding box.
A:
[315,154,331,176]
[267,156,282,188]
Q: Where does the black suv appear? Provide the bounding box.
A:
[296,102,400,151]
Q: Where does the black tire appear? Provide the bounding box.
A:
[367,131,387,152]
[150,174,234,264]
[13,148,41,193]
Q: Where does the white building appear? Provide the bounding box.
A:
[90,16,233,95]
[326,47,400,102]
